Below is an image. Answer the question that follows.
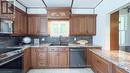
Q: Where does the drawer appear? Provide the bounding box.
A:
[37,53,47,59]
[59,48,69,52]
[36,48,48,52]
[115,67,127,73]
[93,64,104,73]
[48,48,59,52]
[38,61,48,67]
[92,53,112,73]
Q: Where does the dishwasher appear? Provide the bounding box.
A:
[69,47,87,68]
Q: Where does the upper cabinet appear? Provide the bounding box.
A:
[70,14,97,36]
[47,8,71,19]
[28,15,48,36]
[13,9,27,35]
[0,0,15,18]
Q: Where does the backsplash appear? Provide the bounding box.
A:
[0,36,93,47]
[0,37,16,47]
[31,36,93,44]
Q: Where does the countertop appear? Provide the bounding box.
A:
[7,43,101,50]
[90,49,130,73]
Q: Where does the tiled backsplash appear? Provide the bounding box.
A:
[32,36,93,44]
[0,37,16,47]
[0,36,93,47]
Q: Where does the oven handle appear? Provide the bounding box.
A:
[0,54,23,66]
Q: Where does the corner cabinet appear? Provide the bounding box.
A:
[28,15,48,36]
[70,14,97,36]
[13,10,27,35]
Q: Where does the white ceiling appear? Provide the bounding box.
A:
[44,0,72,7]
[18,0,46,7]
[73,0,102,8]
[17,0,102,8]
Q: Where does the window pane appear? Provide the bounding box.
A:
[48,20,69,37]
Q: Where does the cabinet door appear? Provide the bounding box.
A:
[24,48,31,73]
[115,67,127,73]
[0,0,14,18]
[86,15,96,35]
[13,11,27,35]
[48,52,59,67]
[70,16,80,35]
[28,15,48,36]
[31,48,37,68]
[37,51,48,68]
[58,51,69,67]
[39,17,48,35]
[86,49,92,66]
[28,16,40,35]
[70,14,96,36]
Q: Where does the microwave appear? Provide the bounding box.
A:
[0,19,13,34]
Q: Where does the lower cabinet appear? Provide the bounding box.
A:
[58,48,69,67]
[87,49,128,73]
[23,48,31,73]
[31,47,69,68]
[48,52,59,67]
[92,53,112,73]
[113,65,128,73]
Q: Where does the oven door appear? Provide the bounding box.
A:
[0,54,23,73]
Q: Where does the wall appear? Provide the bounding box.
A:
[94,0,130,50]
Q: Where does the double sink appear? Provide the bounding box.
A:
[49,43,69,46]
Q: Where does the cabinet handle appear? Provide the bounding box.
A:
[97,60,102,64]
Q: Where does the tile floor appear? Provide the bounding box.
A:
[27,68,94,73]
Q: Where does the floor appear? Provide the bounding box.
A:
[27,68,94,73]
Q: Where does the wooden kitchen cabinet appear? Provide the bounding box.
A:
[48,48,69,68]
[86,49,92,66]
[31,47,69,68]
[91,50,112,73]
[115,67,127,73]
[70,14,96,36]
[28,15,48,36]
[13,10,27,35]
[58,48,69,67]
[112,65,128,73]
[31,47,48,68]
[24,48,31,73]
[48,51,59,67]
[0,0,14,18]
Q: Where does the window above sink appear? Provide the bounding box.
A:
[48,20,69,37]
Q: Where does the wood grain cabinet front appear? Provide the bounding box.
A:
[13,10,27,35]
[31,47,69,68]
[31,48,48,68]
[28,15,48,36]
[23,48,31,73]
[70,14,96,36]
[91,51,112,73]
[113,65,128,73]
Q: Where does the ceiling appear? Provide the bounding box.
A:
[17,0,103,9]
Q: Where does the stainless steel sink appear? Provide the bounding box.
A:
[49,43,68,46]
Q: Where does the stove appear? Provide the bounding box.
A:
[0,48,23,73]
